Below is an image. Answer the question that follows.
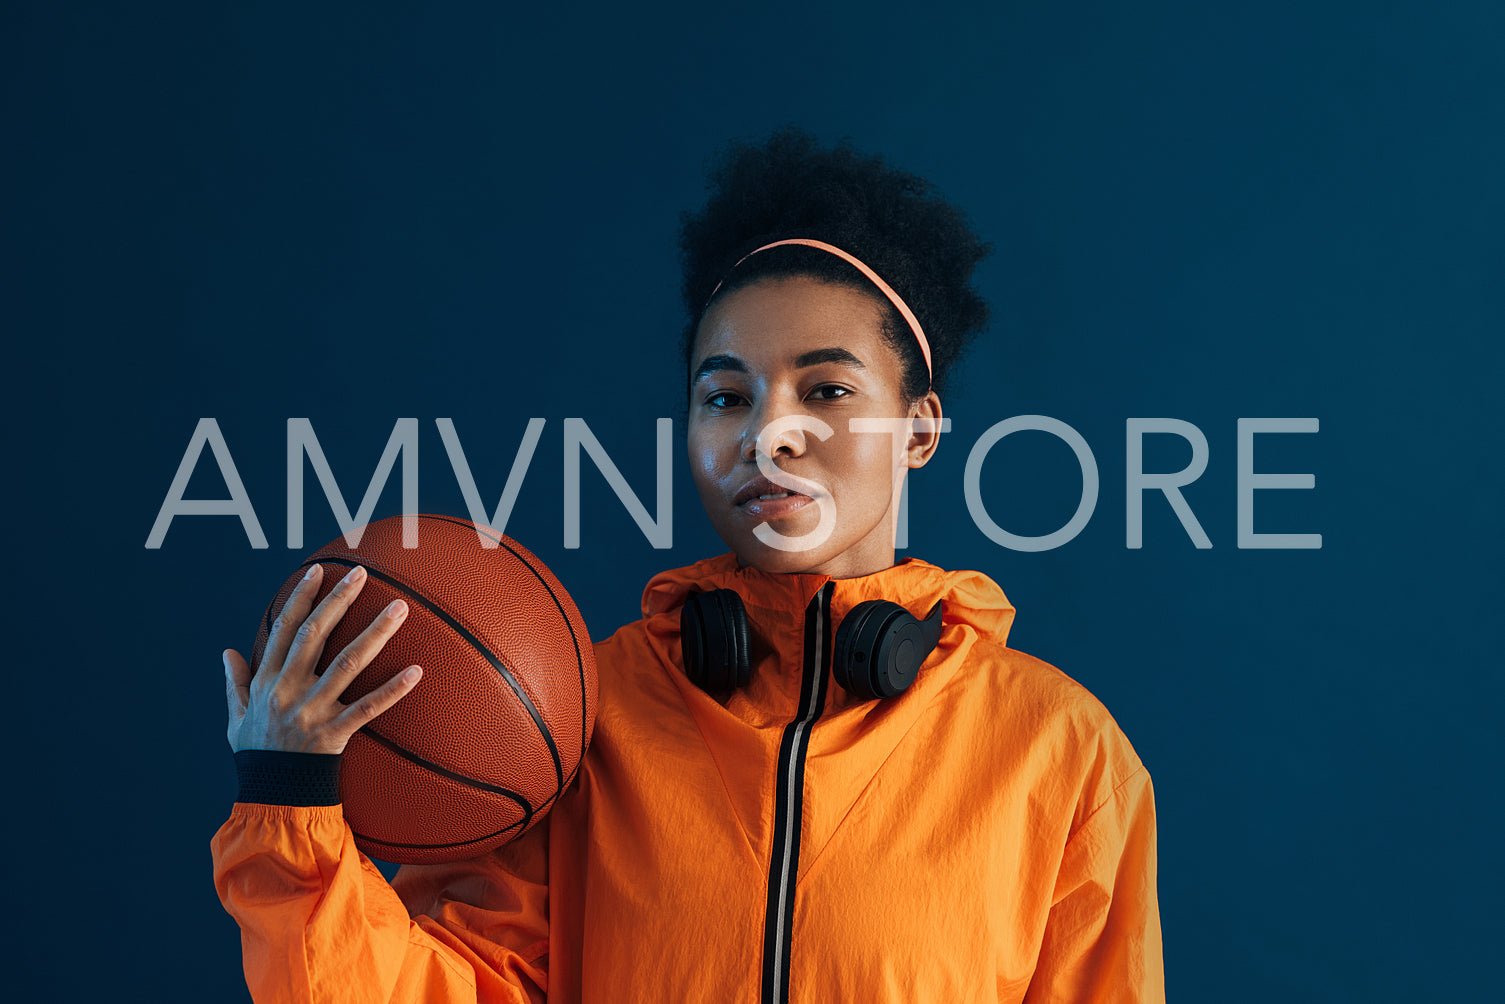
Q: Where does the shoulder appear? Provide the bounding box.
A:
[591,611,676,683]
[948,634,1149,831]
[587,611,690,721]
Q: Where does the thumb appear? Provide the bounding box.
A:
[224,648,251,727]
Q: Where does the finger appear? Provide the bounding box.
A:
[282,564,369,681]
[261,563,325,676]
[309,598,410,704]
[224,648,251,721]
[330,665,423,738]
[225,649,251,748]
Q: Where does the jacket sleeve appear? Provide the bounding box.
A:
[1024,765,1166,1004]
[211,752,549,1004]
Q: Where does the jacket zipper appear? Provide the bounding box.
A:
[760,582,833,1004]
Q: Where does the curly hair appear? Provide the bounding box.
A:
[677,126,992,407]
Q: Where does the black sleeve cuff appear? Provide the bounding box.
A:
[233,749,343,806]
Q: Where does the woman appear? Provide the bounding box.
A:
[214,127,1164,1003]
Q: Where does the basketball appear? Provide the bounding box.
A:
[250,514,597,864]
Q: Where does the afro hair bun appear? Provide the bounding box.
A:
[678,125,992,404]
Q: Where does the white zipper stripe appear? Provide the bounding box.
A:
[767,583,829,1003]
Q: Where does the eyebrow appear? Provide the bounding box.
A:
[689,346,867,386]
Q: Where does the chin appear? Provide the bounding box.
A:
[716,506,894,577]
[726,528,853,576]
[733,546,828,576]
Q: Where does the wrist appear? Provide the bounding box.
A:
[233,749,342,806]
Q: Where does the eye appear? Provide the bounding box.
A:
[705,391,745,409]
[808,384,852,401]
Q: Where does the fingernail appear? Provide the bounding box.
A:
[303,564,320,581]
[344,566,365,585]
[386,599,407,619]
[402,666,422,683]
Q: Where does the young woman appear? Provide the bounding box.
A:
[214,127,1164,1003]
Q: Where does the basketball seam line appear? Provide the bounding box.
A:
[356,725,533,813]
[352,817,527,850]
[420,513,591,799]
[259,514,588,806]
[301,553,566,793]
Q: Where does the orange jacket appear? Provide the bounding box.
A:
[214,553,1164,1003]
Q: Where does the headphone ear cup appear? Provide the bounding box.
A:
[680,589,752,692]
[720,589,752,689]
[833,599,945,701]
[832,600,900,701]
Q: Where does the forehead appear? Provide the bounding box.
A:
[691,276,890,369]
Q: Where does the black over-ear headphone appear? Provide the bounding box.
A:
[680,590,945,701]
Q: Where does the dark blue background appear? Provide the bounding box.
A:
[6,2,1501,1000]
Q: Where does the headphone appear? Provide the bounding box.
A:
[680,589,945,701]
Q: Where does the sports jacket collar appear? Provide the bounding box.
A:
[641,550,1016,654]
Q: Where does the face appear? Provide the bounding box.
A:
[686,276,943,578]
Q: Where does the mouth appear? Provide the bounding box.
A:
[730,472,821,522]
[736,492,815,520]
[733,473,812,508]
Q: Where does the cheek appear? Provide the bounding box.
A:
[686,425,731,489]
[829,432,904,500]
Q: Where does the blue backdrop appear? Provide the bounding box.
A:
[6,1,1501,1000]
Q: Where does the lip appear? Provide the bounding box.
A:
[732,472,815,518]
[738,493,816,519]
[733,473,810,507]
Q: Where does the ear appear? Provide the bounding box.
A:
[905,392,944,469]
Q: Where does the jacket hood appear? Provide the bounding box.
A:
[641,551,1015,649]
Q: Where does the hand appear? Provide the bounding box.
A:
[224,564,424,754]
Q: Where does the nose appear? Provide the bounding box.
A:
[741,397,808,464]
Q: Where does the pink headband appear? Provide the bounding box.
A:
[705,238,933,386]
